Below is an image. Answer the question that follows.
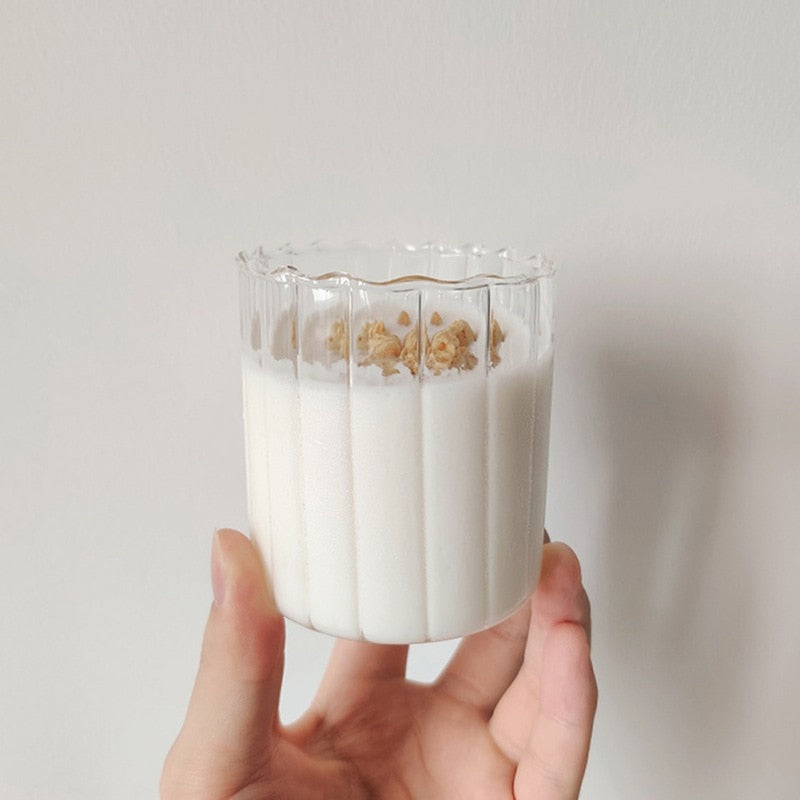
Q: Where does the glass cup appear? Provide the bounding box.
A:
[238,242,554,643]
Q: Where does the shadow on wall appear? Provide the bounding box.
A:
[586,315,755,785]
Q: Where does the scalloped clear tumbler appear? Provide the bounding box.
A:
[238,243,554,643]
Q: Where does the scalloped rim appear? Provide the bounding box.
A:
[237,240,554,286]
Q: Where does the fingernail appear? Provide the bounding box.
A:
[543,528,551,544]
[211,530,226,607]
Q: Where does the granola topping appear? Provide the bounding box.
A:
[324,310,506,377]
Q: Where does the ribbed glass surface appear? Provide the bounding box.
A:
[239,243,554,643]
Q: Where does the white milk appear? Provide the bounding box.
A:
[242,318,553,643]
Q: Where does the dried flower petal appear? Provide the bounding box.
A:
[326,319,349,359]
[426,319,477,374]
[358,320,403,376]
[400,325,429,376]
[490,318,505,367]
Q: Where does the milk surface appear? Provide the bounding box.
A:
[242,313,553,643]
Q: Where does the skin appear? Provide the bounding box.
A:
[161,529,597,799]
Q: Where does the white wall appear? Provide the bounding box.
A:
[2,2,798,798]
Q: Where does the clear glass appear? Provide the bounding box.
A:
[238,242,555,643]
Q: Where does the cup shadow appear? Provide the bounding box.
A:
[584,321,756,783]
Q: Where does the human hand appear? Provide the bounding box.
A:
[161,529,597,799]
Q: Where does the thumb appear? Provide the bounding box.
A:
[161,529,285,799]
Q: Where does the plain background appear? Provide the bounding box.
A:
[2,2,799,798]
